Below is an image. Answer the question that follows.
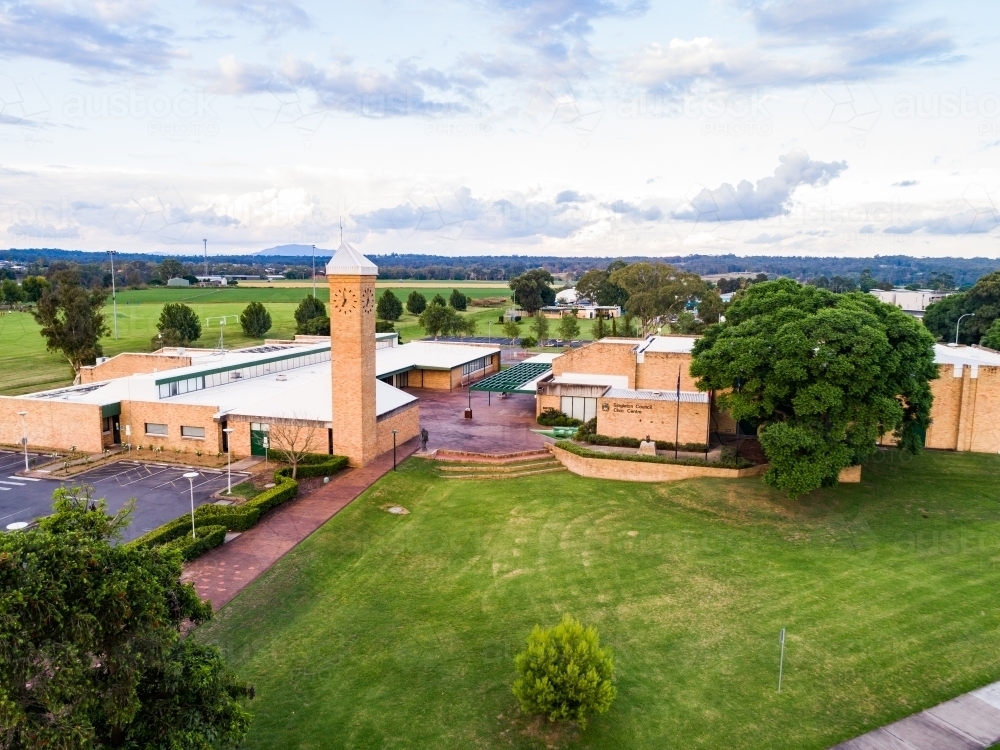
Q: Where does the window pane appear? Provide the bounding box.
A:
[584,398,596,423]
[181,426,206,438]
[145,423,168,436]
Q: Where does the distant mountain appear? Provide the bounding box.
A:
[259,244,334,257]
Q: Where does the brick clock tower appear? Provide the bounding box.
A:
[326,242,378,467]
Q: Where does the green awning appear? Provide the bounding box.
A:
[100,402,121,418]
[470,362,552,394]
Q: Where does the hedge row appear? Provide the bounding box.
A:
[555,440,753,469]
[536,409,584,428]
[580,433,709,452]
[130,453,348,560]
[158,525,228,561]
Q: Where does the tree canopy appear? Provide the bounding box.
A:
[156,302,202,345]
[0,486,252,748]
[376,289,403,321]
[575,260,629,307]
[509,269,555,313]
[608,262,706,336]
[923,271,1000,344]
[449,289,468,311]
[294,295,327,334]
[20,275,50,302]
[405,291,427,315]
[691,279,938,496]
[32,270,109,381]
[418,302,475,338]
[239,301,272,338]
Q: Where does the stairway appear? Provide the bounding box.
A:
[436,449,566,480]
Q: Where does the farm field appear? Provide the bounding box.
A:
[195,449,1000,749]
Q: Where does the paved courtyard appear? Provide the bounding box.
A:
[405,387,548,455]
[0,451,246,542]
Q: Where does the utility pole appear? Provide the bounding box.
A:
[312,244,316,297]
[106,250,118,339]
[955,313,975,345]
[203,239,208,281]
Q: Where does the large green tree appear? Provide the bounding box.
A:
[156,258,187,282]
[418,302,475,338]
[509,269,555,314]
[32,270,109,382]
[575,260,629,307]
[0,486,253,748]
[294,295,327,334]
[239,301,272,337]
[691,280,938,496]
[609,262,706,336]
[405,291,426,315]
[923,271,1000,344]
[20,275,50,302]
[156,302,202,344]
[376,289,403,321]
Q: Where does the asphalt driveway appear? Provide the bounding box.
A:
[0,451,247,542]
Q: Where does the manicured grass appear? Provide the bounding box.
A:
[195,450,1000,749]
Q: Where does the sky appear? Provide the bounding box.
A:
[1,0,999,259]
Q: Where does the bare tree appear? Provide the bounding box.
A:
[267,419,319,479]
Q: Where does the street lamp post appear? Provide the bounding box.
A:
[17,411,28,471]
[311,244,316,298]
[487,320,492,344]
[956,313,975,345]
[203,239,209,280]
[392,429,398,471]
[223,428,234,494]
[183,471,199,539]
[107,251,118,339]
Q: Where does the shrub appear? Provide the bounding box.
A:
[239,301,272,337]
[449,289,468,310]
[294,295,327,333]
[512,614,615,729]
[520,335,538,349]
[157,302,201,343]
[299,315,330,335]
[377,289,403,320]
[554,440,752,469]
[406,290,427,315]
[537,409,583,428]
[158,525,227,561]
[375,320,395,333]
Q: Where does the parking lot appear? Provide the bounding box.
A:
[0,451,248,542]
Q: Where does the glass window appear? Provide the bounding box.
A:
[145,423,168,436]
[181,426,205,438]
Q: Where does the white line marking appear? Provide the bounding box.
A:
[0,480,25,486]
[11,476,40,482]
[0,486,9,491]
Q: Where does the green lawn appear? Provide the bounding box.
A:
[195,450,1000,749]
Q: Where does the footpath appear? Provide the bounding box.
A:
[182,438,419,609]
[832,680,1000,749]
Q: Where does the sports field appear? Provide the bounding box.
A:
[0,284,614,396]
[195,449,1000,749]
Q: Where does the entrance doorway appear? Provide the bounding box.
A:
[250,422,269,456]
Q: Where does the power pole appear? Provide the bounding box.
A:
[312,244,316,297]
[107,250,118,339]
[203,238,208,282]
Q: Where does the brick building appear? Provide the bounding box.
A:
[0,244,499,466]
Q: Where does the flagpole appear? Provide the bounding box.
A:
[674,365,681,459]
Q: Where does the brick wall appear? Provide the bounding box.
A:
[80,353,192,383]
[596,396,710,445]
[636,352,699,390]
[969,366,1000,453]
[536,394,561,416]
[549,444,768,482]
[122,400,223,455]
[374,403,421,455]
[416,369,453,390]
[925,364,963,449]
[0,397,104,453]
[553,341,638,387]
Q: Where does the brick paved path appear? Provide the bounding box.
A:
[182,438,419,609]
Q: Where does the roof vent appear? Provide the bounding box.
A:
[276,374,287,381]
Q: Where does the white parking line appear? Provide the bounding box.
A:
[0,480,25,487]
[11,476,40,482]
[0,486,9,491]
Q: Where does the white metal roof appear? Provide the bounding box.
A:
[638,335,700,354]
[604,387,709,404]
[522,352,560,364]
[376,341,499,374]
[325,241,378,275]
[553,373,629,388]
[934,344,1000,367]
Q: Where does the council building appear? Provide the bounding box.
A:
[0,244,499,466]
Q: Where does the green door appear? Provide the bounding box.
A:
[250,423,269,456]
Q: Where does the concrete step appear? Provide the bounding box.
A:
[434,448,552,464]
[439,459,560,473]
[441,466,568,480]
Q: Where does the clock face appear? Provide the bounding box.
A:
[361,287,374,315]
[332,288,359,314]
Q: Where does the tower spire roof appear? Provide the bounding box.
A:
[325,241,378,275]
